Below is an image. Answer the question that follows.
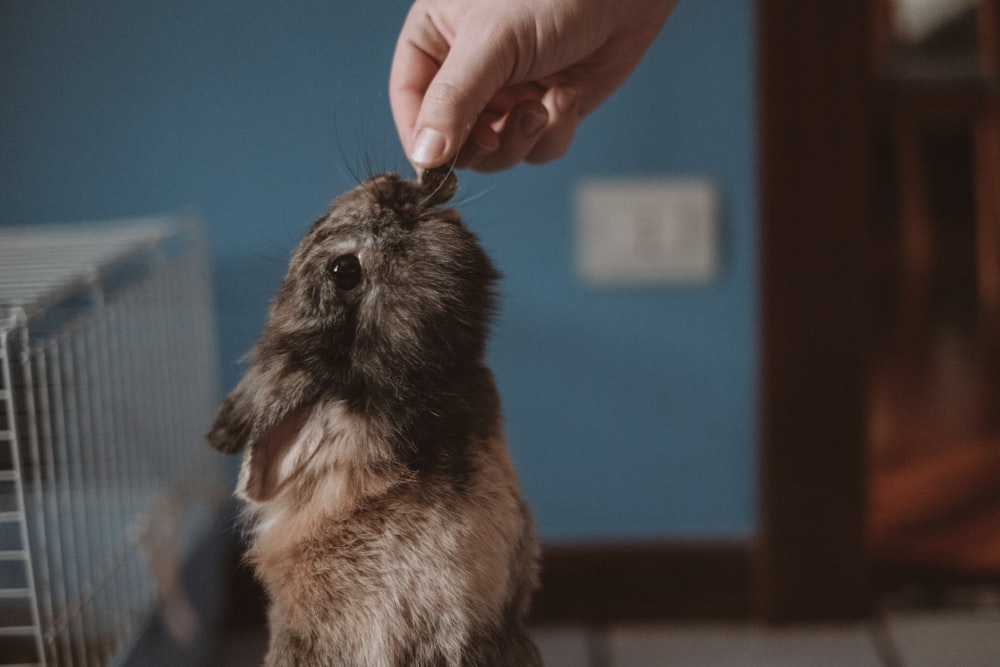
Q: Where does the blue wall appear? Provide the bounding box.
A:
[0,1,757,542]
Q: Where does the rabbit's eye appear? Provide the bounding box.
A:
[329,254,362,290]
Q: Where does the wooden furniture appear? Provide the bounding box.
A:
[872,0,1000,325]
[867,0,1000,579]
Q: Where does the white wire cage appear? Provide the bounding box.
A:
[0,216,226,667]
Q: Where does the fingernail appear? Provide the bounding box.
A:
[519,109,548,137]
[411,127,446,167]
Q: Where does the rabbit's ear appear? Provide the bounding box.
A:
[207,368,261,454]
[208,359,322,501]
[240,405,314,502]
[207,358,315,452]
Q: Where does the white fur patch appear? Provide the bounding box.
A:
[239,400,372,537]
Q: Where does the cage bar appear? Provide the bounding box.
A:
[0,216,224,666]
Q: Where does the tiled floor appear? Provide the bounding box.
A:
[214,608,1000,666]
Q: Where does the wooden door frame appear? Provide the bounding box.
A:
[755,0,873,620]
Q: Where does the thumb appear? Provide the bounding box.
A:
[410,32,513,168]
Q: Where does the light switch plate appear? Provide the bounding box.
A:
[575,178,720,285]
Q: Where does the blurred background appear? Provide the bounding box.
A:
[4,0,1000,665]
[0,0,757,543]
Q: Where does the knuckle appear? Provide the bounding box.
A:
[424,79,467,109]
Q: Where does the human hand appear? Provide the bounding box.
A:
[390,0,677,172]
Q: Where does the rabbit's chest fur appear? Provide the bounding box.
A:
[240,401,537,666]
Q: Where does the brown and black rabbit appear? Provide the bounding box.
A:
[207,167,541,667]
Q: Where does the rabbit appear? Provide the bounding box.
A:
[207,166,541,667]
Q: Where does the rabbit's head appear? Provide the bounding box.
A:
[207,168,500,500]
[268,167,495,397]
